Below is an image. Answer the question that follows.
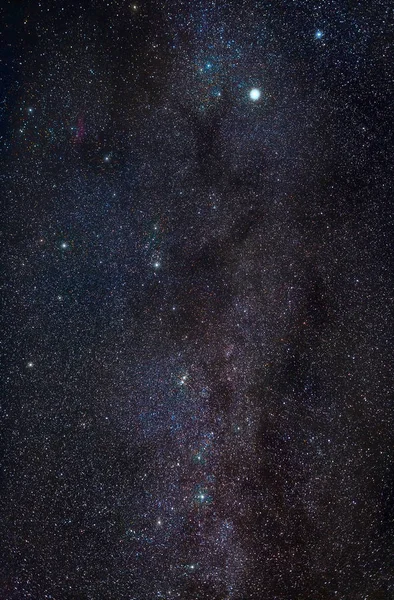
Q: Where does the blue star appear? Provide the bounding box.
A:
[315,29,324,39]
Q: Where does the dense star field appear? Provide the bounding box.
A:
[2,1,394,598]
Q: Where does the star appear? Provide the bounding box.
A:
[315,29,324,39]
[179,374,188,385]
[249,88,261,101]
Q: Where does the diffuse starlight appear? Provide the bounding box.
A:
[2,1,393,599]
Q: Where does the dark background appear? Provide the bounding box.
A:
[2,1,394,598]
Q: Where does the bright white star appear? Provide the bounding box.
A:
[249,88,261,101]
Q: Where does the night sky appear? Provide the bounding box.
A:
[2,1,394,599]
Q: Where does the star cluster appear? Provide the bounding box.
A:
[2,1,394,599]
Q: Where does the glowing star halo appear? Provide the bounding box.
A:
[249,88,261,101]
